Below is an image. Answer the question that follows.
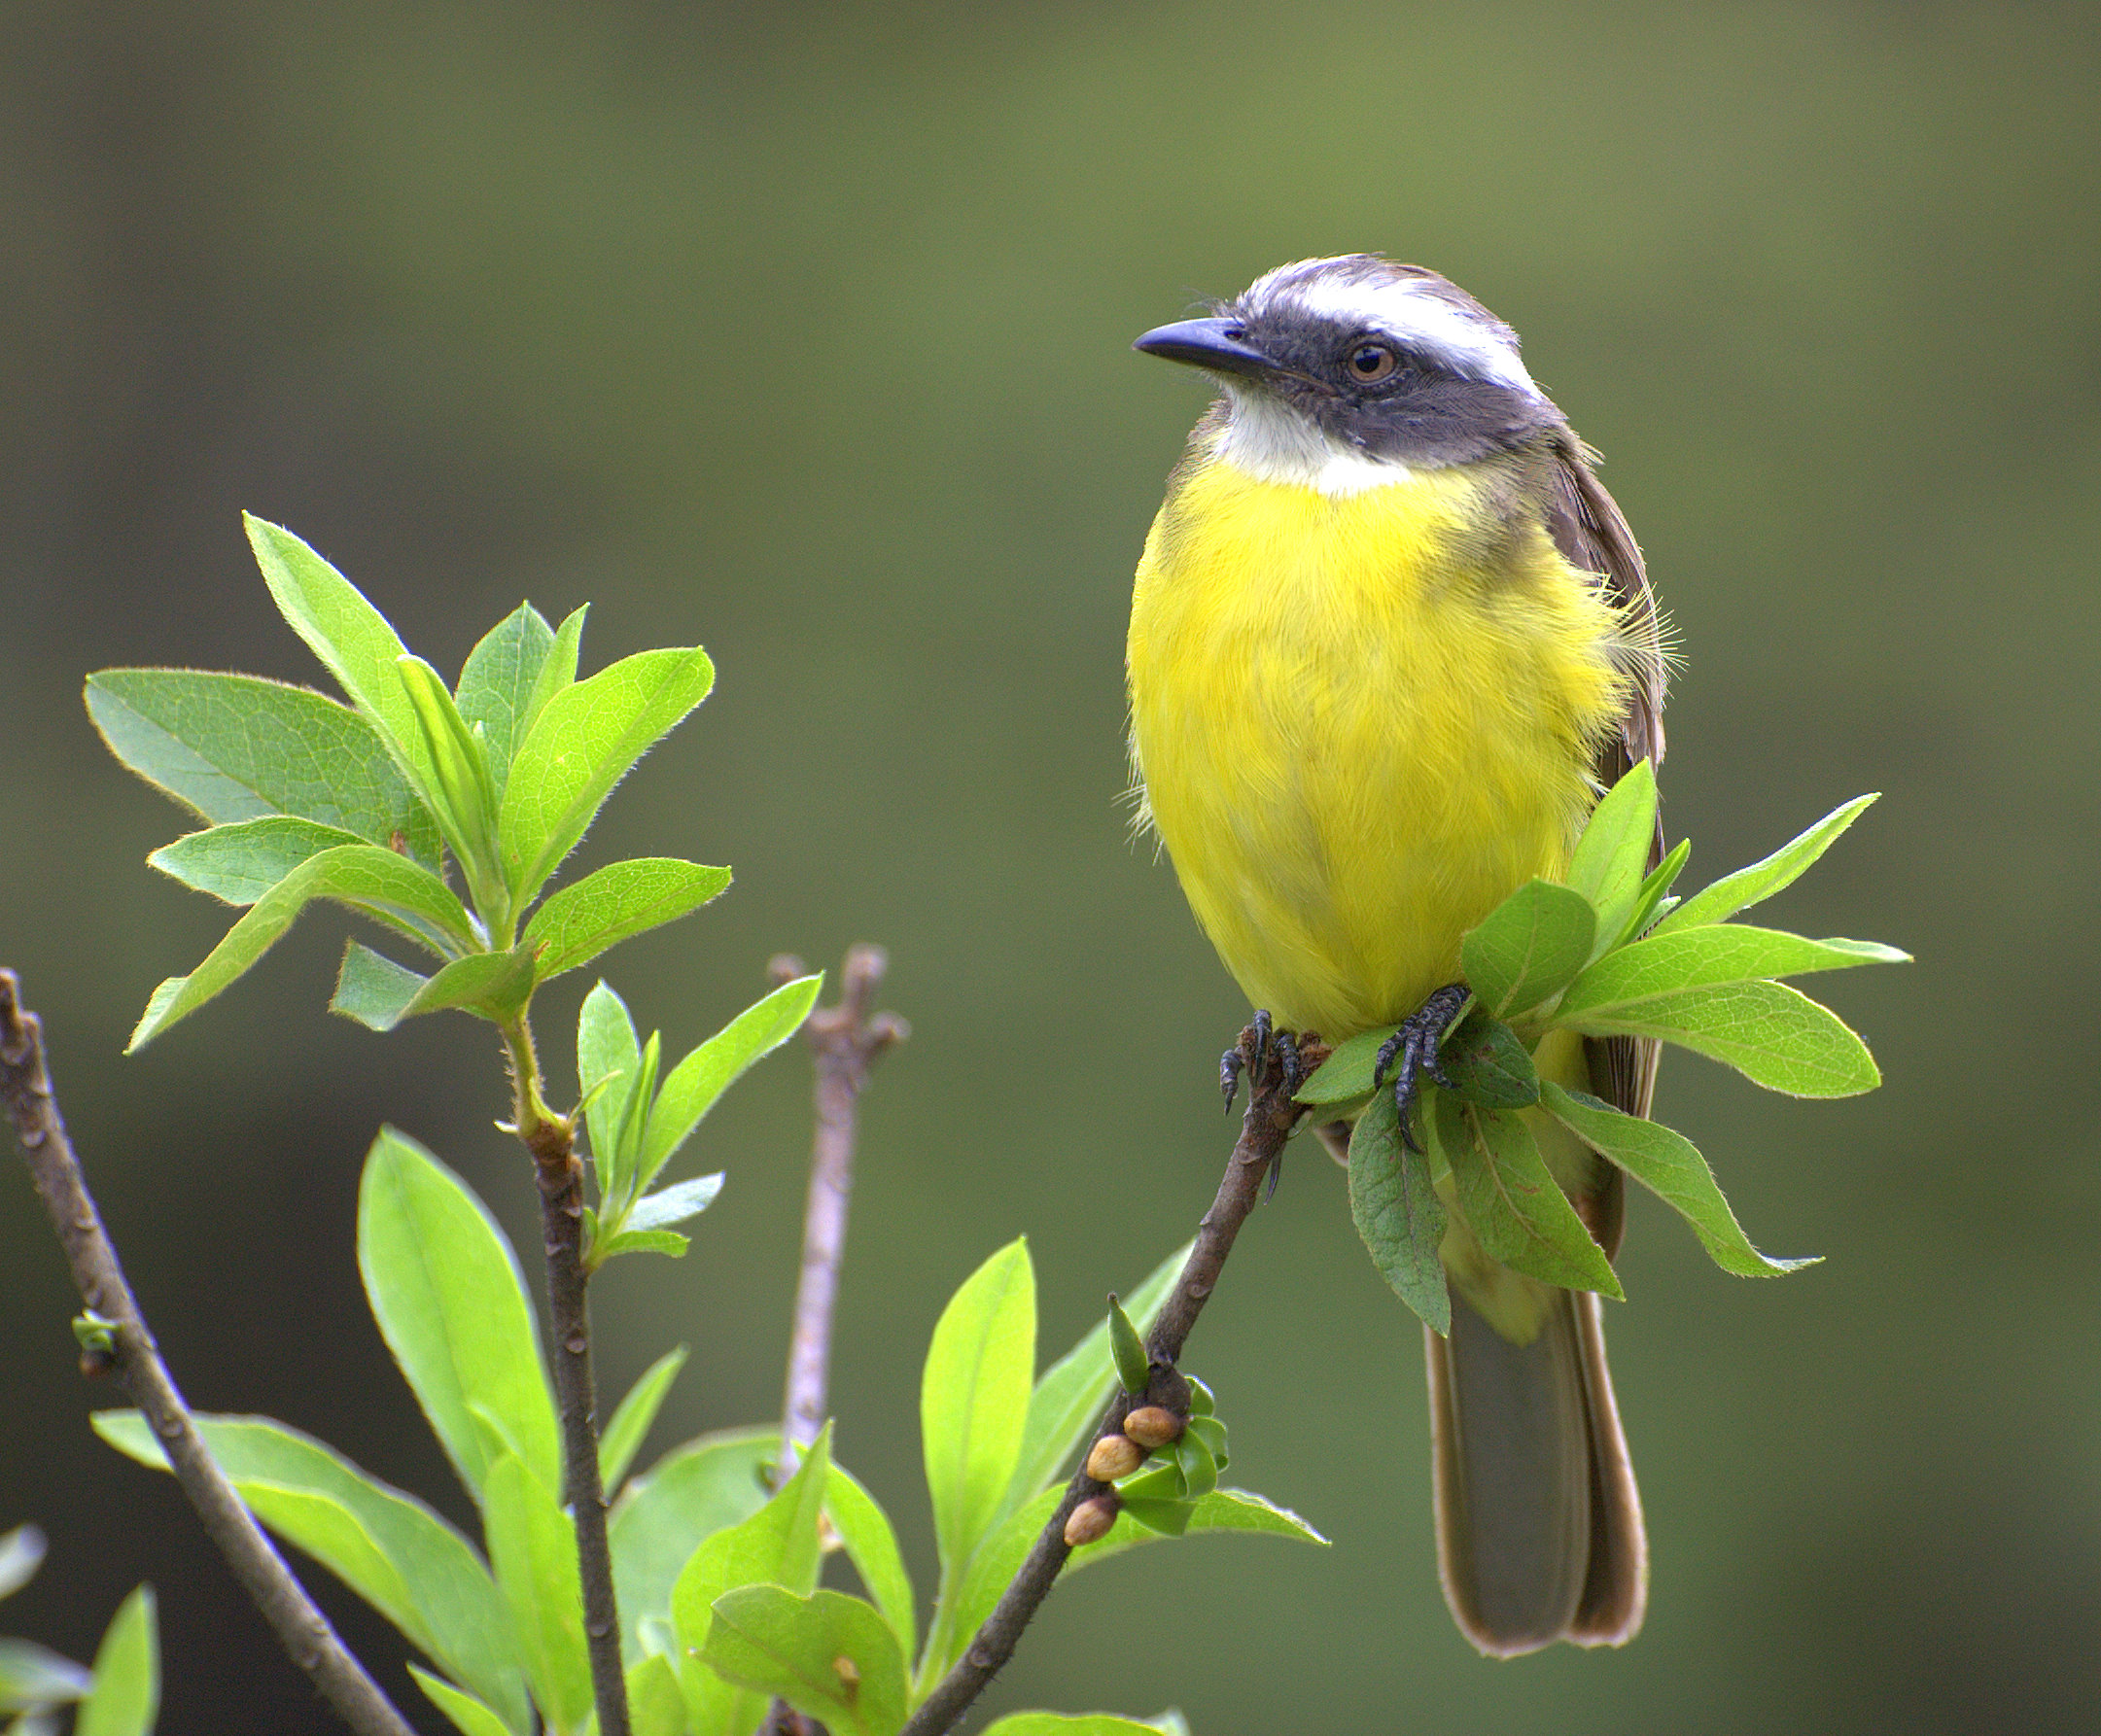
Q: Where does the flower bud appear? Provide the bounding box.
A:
[1122,1406,1182,1449]
[1085,1434,1146,1481]
[1064,1495,1120,1547]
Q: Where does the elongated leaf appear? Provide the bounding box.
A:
[522,606,587,745]
[1620,836,1692,946]
[590,1226,689,1263]
[1564,760,1657,958]
[73,1587,156,1736]
[701,1587,908,1736]
[640,974,823,1189]
[127,846,477,1049]
[398,655,501,877]
[358,1129,561,1501]
[823,1465,917,1666]
[0,1525,46,1601]
[0,1639,90,1710]
[1437,1094,1621,1297]
[600,1347,688,1495]
[1657,794,1880,935]
[922,1239,1035,1582]
[1005,1242,1190,1513]
[578,981,643,1203]
[625,1174,724,1233]
[85,668,439,866]
[1540,1084,1819,1277]
[1558,926,1908,1023]
[1460,880,1596,1019]
[91,1409,526,1731]
[1558,978,1882,1097]
[410,1667,515,1736]
[398,945,539,1024]
[1348,1092,1451,1335]
[627,1653,686,1736]
[483,1453,590,1736]
[524,859,732,980]
[149,816,371,905]
[607,1427,776,1659]
[456,605,557,802]
[497,645,716,899]
[332,942,432,1031]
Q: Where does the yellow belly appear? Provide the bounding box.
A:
[1127,451,1628,1041]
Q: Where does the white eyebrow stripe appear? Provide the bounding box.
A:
[1271,272,1543,399]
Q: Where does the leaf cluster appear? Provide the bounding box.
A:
[1300,763,1907,1334]
[1,1525,158,1736]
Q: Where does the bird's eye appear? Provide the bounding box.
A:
[1346,342,1397,383]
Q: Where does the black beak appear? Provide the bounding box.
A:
[1133,316,1277,382]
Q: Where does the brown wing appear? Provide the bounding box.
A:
[1546,432,1668,1259]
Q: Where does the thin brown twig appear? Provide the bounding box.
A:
[899,1045,1307,1736]
[500,1013,629,1736]
[0,969,418,1736]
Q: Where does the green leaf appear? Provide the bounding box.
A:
[73,1587,156,1736]
[922,1239,1035,1585]
[700,1587,908,1736]
[522,606,588,745]
[600,1347,688,1495]
[589,1226,690,1263]
[1657,793,1880,935]
[1563,760,1657,960]
[398,654,502,881]
[982,1719,1186,1736]
[409,1666,515,1736]
[1620,836,1692,946]
[1439,1013,1541,1110]
[607,1427,776,1661]
[84,668,439,867]
[331,942,430,1031]
[577,981,643,1203]
[357,1128,562,1501]
[1540,1084,1819,1277]
[149,816,372,905]
[823,1465,918,1666]
[626,1174,724,1233]
[0,1526,46,1601]
[455,605,557,803]
[1295,1024,1391,1108]
[523,859,733,981]
[396,944,540,1024]
[1106,1297,1149,1397]
[91,1409,526,1732]
[1558,926,1909,1024]
[1556,978,1882,1097]
[640,974,823,1192]
[626,1653,687,1736]
[1004,1242,1189,1514]
[1460,880,1597,1019]
[483,1453,590,1736]
[1348,1091,1451,1336]
[126,846,479,1050]
[1437,1094,1622,1297]
[497,645,716,900]
[0,1640,90,1712]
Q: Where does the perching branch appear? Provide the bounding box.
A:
[499,1013,629,1736]
[774,945,906,1473]
[899,1037,1309,1736]
[0,970,419,1736]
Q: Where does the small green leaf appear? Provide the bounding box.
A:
[0,1638,90,1710]
[397,944,540,1024]
[497,645,716,900]
[1540,1084,1820,1277]
[625,1174,724,1233]
[1106,1296,1150,1397]
[523,858,732,981]
[409,1666,515,1736]
[1438,1094,1622,1297]
[922,1240,1035,1584]
[72,1587,156,1736]
[398,655,502,881]
[0,1526,45,1601]
[1620,836,1692,947]
[607,1428,775,1661]
[1657,793,1880,935]
[700,1587,908,1736]
[482,1453,589,1736]
[577,981,643,1204]
[85,668,439,867]
[626,1653,686,1736]
[126,846,478,1049]
[1348,1092,1451,1336]
[639,974,823,1192]
[521,606,587,746]
[591,1227,689,1263]
[1564,760,1657,958]
[331,942,431,1032]
[823,1464,918,1667]
[357,1129,562,1502]
[149,816,372,906]
[1169,1428,1219,1501]
[1557,978,1883,1097]
[1439,1013,1541,1110]
[455,605,557,803]
[1557,926,1909,1024]
[1460,880,1597,1019]
[1295,1024,1392,1107]
[599,1347,688,1495]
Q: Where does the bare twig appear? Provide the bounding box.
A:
[773,945,906,1474]
[500,1013,629,1736]
[0,970,419,1736]
[899,1047,1306,1736]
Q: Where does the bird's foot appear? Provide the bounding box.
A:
[1372,983,1470,1155]
[1220,1010,1319,1114]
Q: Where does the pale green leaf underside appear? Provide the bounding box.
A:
[1348,1091,1450,1336]
[75,1585,158,1736]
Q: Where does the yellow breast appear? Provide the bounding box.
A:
[1127,448,1628,1040]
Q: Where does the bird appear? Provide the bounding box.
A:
[1124,254,1667,1656]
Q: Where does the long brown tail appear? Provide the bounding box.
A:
[1424,1286,1647,1656]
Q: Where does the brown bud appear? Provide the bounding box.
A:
[1122,1406,1182,1449]
[1084,1434,1146,1481]
[1064,1494,1120,1547]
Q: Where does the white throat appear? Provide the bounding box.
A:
[1212,389,1417,497]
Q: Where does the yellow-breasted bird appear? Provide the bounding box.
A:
[1126,255,1667,1656]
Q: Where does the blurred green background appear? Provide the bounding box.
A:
[3,2,2096,1730]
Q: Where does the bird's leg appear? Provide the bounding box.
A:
[1219,1008,1272,1113]
[1372,983,1470,1155]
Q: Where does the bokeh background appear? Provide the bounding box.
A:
[4,3,2097,1731]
